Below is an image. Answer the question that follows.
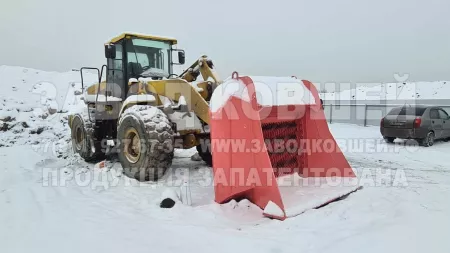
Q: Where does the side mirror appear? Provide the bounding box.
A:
[105,44,116,59]
[178,51,185,65]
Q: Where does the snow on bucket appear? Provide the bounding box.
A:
[209,73,359,220]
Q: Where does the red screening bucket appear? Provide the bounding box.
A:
[209,74,360,220]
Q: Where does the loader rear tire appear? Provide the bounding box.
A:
[196,138,212,167]
[117,105,174,181]
[70,114,105,162]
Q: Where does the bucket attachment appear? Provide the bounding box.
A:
[209,74,359,220]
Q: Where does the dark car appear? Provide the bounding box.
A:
[380,105,450,147]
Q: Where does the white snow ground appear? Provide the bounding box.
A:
[1,66,450,253]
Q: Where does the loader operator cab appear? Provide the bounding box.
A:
[104,33,185,100]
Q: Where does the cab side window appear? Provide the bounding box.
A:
[107,43,125,99]
[108,44,123,71]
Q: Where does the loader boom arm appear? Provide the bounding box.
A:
[144,79,211,124]
[180,55,221,85]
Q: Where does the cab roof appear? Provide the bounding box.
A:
[108,32,178,45]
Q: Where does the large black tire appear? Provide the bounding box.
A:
[420,131,435,147]
[383,137,395,143]
[196,138,212,167]
[70,114,105,162]
[117,105,174,181]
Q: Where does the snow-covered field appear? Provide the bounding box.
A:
[1,66,450,253]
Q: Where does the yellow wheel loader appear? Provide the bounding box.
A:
[69,32,218,181]
[68,32,360,220]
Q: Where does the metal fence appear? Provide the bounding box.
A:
[323,103,450,127]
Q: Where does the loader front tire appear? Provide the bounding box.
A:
[117,105,174,181]
[70,114,105,162]
[196,138,212,167]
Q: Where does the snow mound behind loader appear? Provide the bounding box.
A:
[209,74,360,220]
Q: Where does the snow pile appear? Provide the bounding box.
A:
[0,65,97,153]
[320,81,450,101]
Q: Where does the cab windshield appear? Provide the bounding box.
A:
[126,38,171,79]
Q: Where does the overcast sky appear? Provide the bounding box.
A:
[1,0,449,85]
